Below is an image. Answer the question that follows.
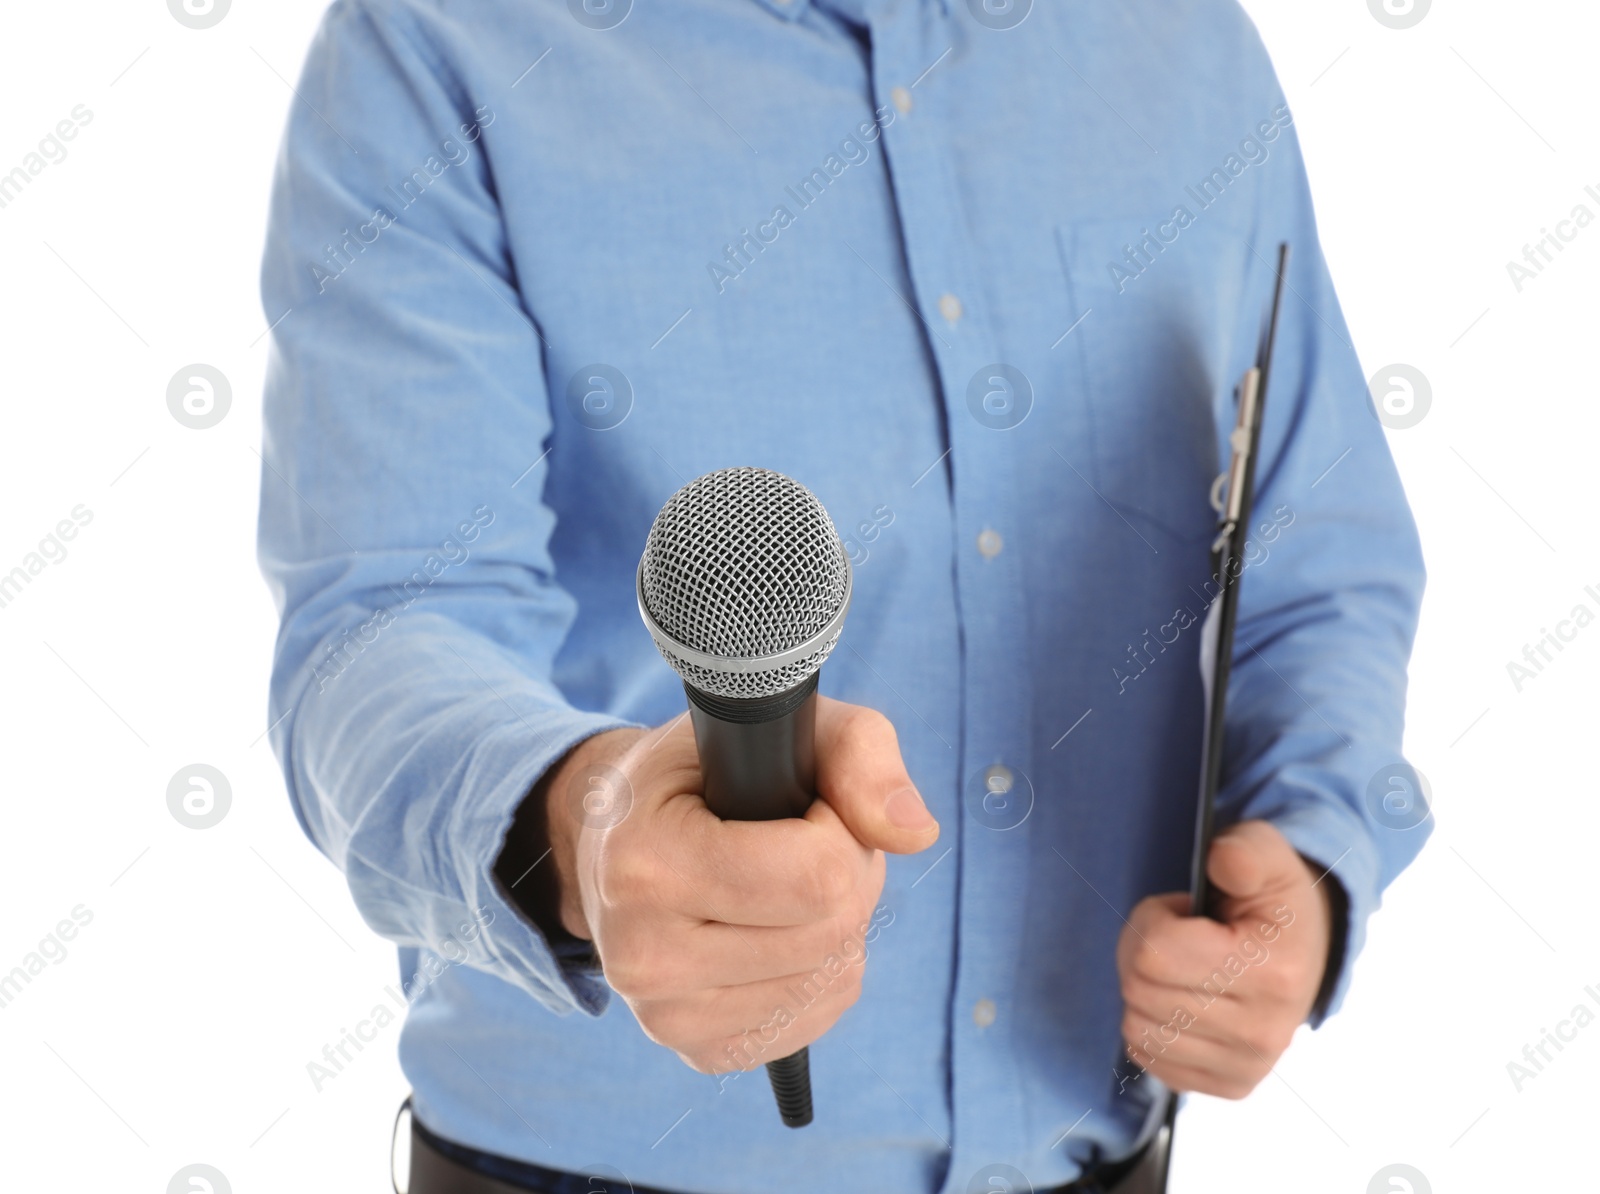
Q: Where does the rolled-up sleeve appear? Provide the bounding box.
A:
[256,0,632,1016]
[1216,97,1429,1021]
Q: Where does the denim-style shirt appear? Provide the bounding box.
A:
[257,0,1427,1189]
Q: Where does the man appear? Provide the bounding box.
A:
[257,0,1427,1191]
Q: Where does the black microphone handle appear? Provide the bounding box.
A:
[684,673,819,1129]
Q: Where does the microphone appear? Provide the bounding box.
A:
[636,466,853,1129]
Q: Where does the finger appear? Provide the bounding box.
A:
[1206,819,1298,905]
[813,697,940,855]
[1115,892,1182,980]
[1123,966,1308,1040]
[1119,1006,1218,1075]
[632,963,865,1067]
[637,796,879,928]
[1119,981,1242,1048]
[1122,1005,1270,1078]
[1135,1051,1269,1101]
[604,878,885,995]
[616,711,706,812]
[1122,993,1298,1075]
[1117,893,1237,987]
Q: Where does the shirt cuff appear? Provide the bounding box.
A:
[1261,801,1381,1025]
[462,710,639,1017]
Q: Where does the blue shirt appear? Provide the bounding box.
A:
[257,0,1428,1190]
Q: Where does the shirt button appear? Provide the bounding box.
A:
[984,764,1013,794]
[938,293,963,323]
[891,86,913,115]
[976,528,1003,558]
[973,998,997,1028]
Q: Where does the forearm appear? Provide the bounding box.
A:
[270,602,635,1014]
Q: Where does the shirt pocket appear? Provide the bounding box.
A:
[1053,219,1238,548]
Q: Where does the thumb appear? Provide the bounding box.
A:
[1206,819,1295,906]
[812,697,940,855]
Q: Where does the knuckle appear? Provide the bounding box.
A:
[1254,1024,1294,1059]
[1114,936,1141,980]
[602,956,649,999]
[842,703,896,747]
[637,1000,692,1045]
[1126,915,1174,957]
[629,1001,677,1046]
[1117,970,1143,1005]
[850,883,882,937]
[675,1047,721,1075]
[1224,1073,1260,1100]
[847,871,882,921]
[833,925,873,976]
[834,964,865,1005]
[1126,938,1168,983]
[1240,1028,1274,1059]
[1260,963,1302,1001]
[806,998,848,1039]
[603,940,670,1000]
[1125,896,1166,934]
[1204,1077,1237,1100]
[597,847,656,908]
[802,847,858,914]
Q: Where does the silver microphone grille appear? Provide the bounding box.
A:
[637,466,852,700]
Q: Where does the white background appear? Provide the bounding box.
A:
[0,1,1593,1191]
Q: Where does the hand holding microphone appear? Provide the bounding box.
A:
[537,468,939,1124]
[541,700,935,1073]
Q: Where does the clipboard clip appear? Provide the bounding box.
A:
[1208,365,1262,555]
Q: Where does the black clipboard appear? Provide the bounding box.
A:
[1145,242,1291,1194]
[1191,241,1290,921]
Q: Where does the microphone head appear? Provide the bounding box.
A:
[637,466,852,700]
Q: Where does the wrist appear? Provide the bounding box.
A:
[495,728,645,945]
[1297,851,1349,1024]
[546,727,646,937]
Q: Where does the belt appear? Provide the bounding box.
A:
[400,1097,1167,1194]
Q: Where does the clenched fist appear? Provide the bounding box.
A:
[500,698,939,1074]
[1117,820,1335,1099]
